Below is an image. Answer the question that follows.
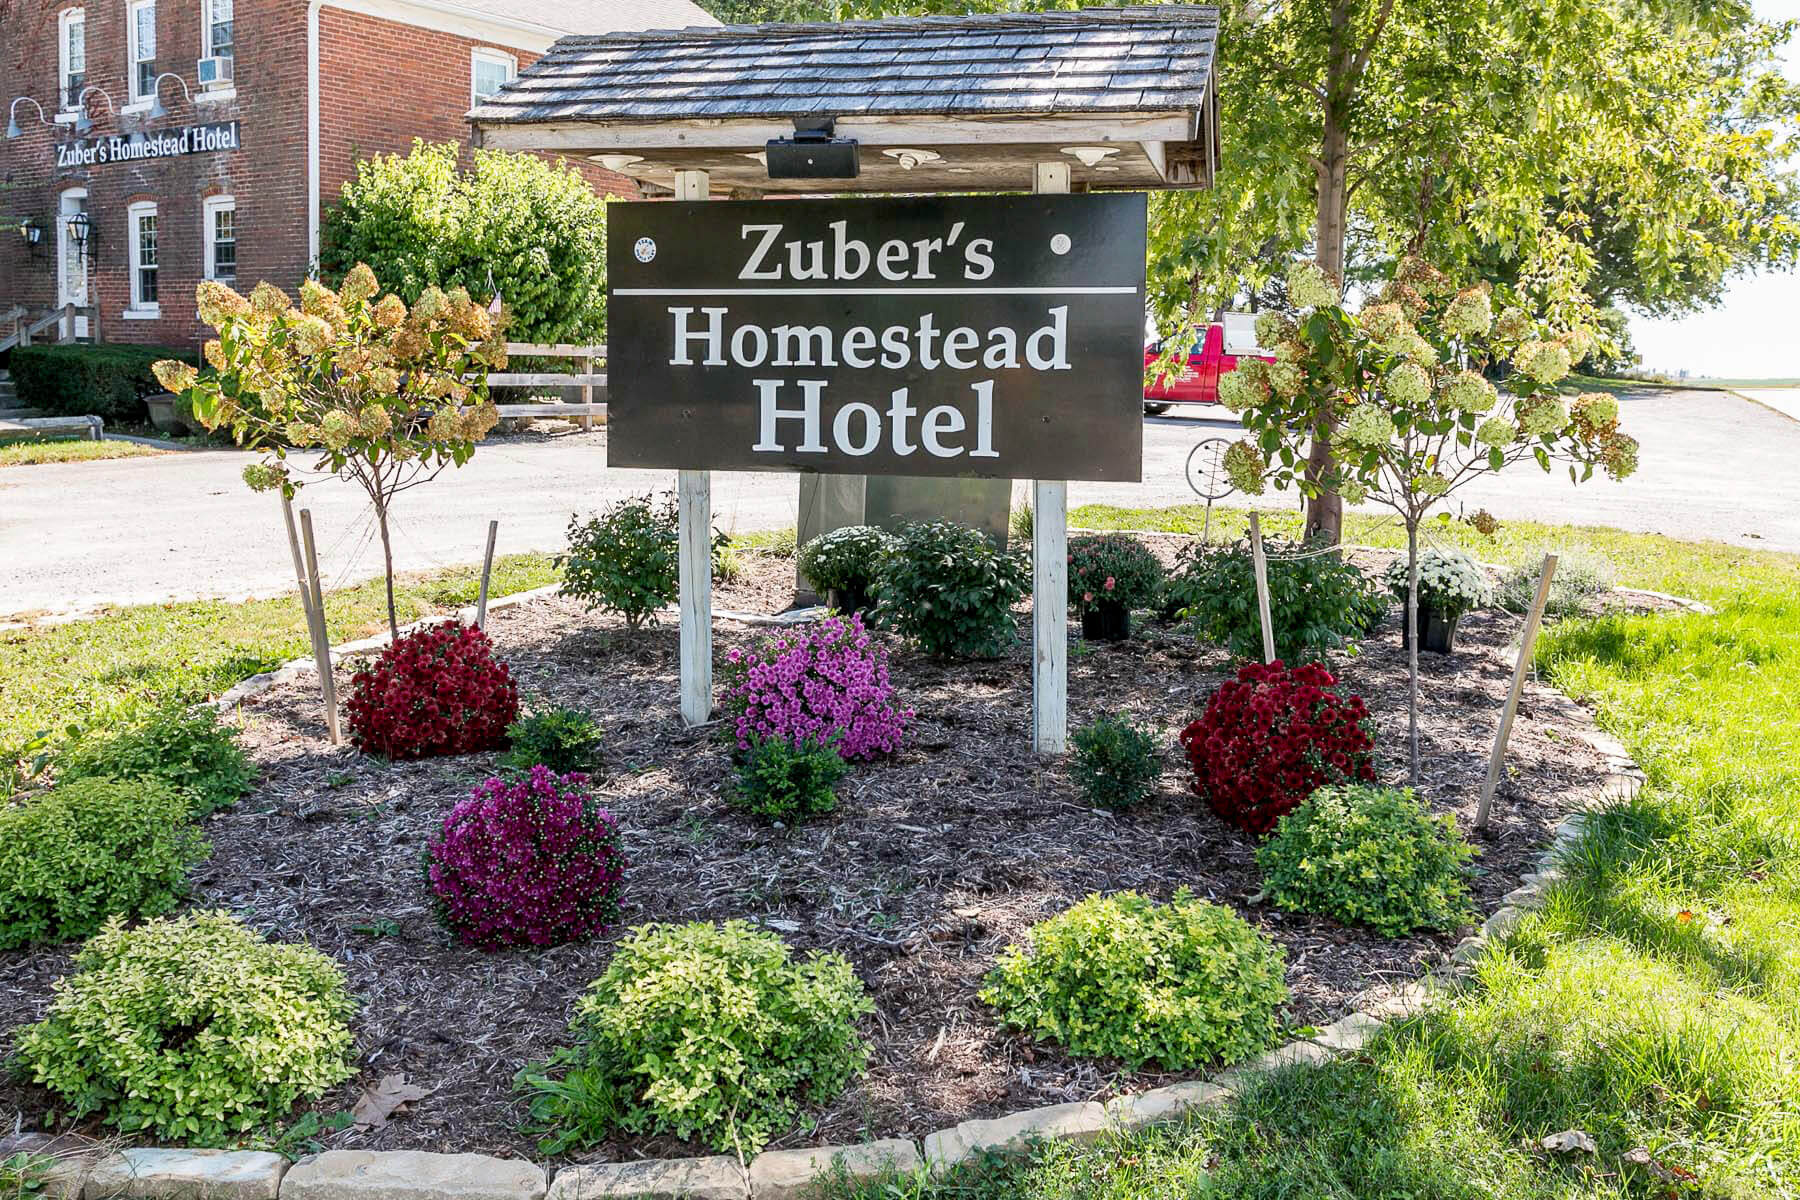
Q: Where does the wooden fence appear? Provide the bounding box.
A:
[487,341,607,430]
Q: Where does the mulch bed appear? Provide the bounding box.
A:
[1,545,1627,1161]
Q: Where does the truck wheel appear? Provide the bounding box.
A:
[1144,402,1172,416]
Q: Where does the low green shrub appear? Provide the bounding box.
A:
[981,889,1287,1069]
[558,494,731,630]
[874,520,1030,659]
[0,777,207,950]
[796,525,893,604]
[733,733,847,823]
[12,911,357,1143]
[1067,534,1164,614]
[520,920,872,1154]
[1496,547,1616,617]
[502,708,603,773]
[1257,784,1476,936]
[8,344,193,423]
[1166,537,1385,661]
[1069,716,1161,810]
[55,703,254,816]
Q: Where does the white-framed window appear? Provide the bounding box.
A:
[127,0,156,104]
[203,0,232,61]
[57,8,86,113]
[203,195,236,283]
[470,48,515,102]
[126,200,159,317]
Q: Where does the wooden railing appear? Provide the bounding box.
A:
[487,341,607,430]
[0,303,101,354]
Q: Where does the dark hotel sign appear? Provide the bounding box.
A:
[607,193,1147,482]
[56,121,241,169]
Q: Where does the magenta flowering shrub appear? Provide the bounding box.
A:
[722,614,911,762]
[426,766,627,950]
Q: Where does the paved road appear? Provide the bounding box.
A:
[2,387,1795,618]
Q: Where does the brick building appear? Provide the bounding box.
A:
[0,0,715,347]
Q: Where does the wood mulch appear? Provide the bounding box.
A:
[0,546,1630,1161]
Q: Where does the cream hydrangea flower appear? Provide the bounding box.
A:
[1343,403,1397,448]
[1571,392,1618,435]
[411,286,448,323]
[1476,416,1516,448]
[1358,302,1407,343]
[1515,340,1572,385]
[1384,362,1431,407]
[1517,395,1570,436]
[152,359,198,393]
[1557,327,1594,363]
[1222,439,1267,495]
[1254,311,1293,349]
[249,282,292,321]
[1600,431,1639,479]
[1274,338,1307,364]
[1218,361,1272,412]
[1414,472,1451,498]
[358,405,393,438]
[1268,361,1305,400]
[1443,370,1498,414]
[1493,307,1532,341]
[339,262,379,306]
[373,294,407,330]
[1286,260,1339,309]
[286,420,321,446]
[1443,288,1493,338]
[319,409,358,450]
[195,280,250,326]
[241,463,288,492]
[1338,478,1370,505]
[290,314,333,357]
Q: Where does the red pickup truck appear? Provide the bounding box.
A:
[1143,313,1274,414]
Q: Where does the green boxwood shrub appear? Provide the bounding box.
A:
[874,520,1030,659]
[981,889,1287,1070]
[0,777,207,950]
[558,494,732,630]
[12,911,357,1143]
[8,344,195,423]
[1069,715,1161,810]
[733,733,847,824]
[1165,537,1385,662]
[1256,784,1477,936]
[502,707,603,773]
[55,704,254,816]
[520,920,872,1155]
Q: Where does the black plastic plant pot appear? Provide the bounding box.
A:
[826,581,873,615]
[1081,600,1132,642]
[1400,605,1460,654]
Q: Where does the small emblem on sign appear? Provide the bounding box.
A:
[634,237,658,263]
[1050,233,1072,255]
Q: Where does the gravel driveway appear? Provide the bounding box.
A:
[1,387,1793,618]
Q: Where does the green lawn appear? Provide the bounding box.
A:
[831,508,1800,1199]
[0,438,170,467]
[0,552,560,748]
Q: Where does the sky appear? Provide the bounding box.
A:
[1629,0,1800,380]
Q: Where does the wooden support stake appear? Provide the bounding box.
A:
[476,519,499,631]
[1248,512,1276,664]
[298,509,343,745]
[1476,553,1558,830]
[1031,160,1070,756]
[281,493,315,627]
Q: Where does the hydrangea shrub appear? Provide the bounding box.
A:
[1178,660,1376,835]
[427,767,626,950]
[1381,548,1493,619]
[520,920,872,1155]
[721,614,910,761]
[0,777,207,950]
[13,911,357,1144]
[981,889,1287,1070]
[345,622,519,759]
[1257,785,1476,936]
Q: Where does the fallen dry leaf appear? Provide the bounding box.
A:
[1623,1147,1697,1183]
[352,1073,435,1129]
[1542,1129,1599,1154]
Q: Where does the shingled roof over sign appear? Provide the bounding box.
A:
[470,5,1221,195]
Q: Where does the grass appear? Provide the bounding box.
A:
[0,437,170,467]
[0,552,559,748]
[828,504,1800,1198]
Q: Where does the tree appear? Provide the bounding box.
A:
[1220,259,1638,782]
[153,268,509,639]
[320,141,609,345]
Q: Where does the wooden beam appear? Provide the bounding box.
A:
[1139,140,1167,181]
[475,111,1199,154]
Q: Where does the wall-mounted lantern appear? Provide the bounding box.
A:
[17,216,43,244]
[65,210,93,250]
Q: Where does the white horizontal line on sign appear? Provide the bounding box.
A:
[612,286,1141,296]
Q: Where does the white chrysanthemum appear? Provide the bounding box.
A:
[1382,548,1493,610]
[1443,288,1493,338]
[1342,403,1397,448]
[1384,362,1431,408]
[1476,417,1516,448]
[1442,370,1498,415]
[1286,260,1340,309]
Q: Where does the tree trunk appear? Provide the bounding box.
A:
[1405,516,1422,786]
[373,490,399,642]
[1303,1,1354,546]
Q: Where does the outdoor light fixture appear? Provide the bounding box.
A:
[882,147,941,171]
[588,153,643,172]
[5,96,51,140]
[16,217,43,244]
[766,117,859,180]
[146,73,194,121]
[65,210,92,250]
[1060,145,1120,168]
[71,85,117,134]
